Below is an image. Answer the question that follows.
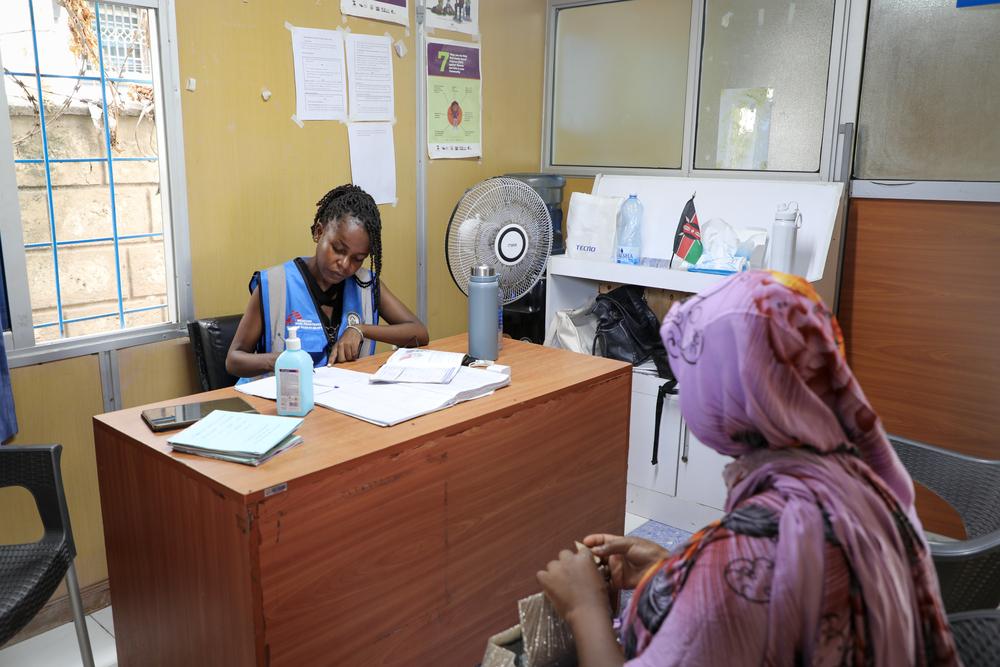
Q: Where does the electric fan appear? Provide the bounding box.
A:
[446,177,553,305]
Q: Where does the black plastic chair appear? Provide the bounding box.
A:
[187,314,243,391]
[948,609,1000,667]
[889,434,1000,613]
[0,445,93,665]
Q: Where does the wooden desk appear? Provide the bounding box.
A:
[94,335,631,666]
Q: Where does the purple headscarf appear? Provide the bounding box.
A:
[621,271,957,666]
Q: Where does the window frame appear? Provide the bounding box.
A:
[0,0,192,368]
[846,0,1000,204]
[541,0,857,183]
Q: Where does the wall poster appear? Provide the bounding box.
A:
[426,38,481,159]
[425,0,479,36]
[341,0,409,27]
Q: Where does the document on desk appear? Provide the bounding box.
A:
[317,367,509,426]
[236,364,509,426]
[236,366,369,400]
[369,348,464,384]
[167,411,304,465]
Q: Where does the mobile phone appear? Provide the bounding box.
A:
[140,397,258,432]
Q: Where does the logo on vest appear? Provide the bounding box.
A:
[286,310,303,325]
[347,312,361,327]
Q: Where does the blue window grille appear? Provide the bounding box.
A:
[6,0,169,340]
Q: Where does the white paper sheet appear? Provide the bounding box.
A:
[290,26,347,121]
[346,33,395,121]
[340,0,409,27]
[370,366,460,384]
[235,365,508,427]
[348,122,397,205]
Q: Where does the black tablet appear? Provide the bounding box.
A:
[140,397,258,432]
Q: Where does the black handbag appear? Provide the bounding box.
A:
[591,285,674,380]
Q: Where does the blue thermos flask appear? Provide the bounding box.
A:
[468,265,499,361]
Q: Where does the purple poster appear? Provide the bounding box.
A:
[426,38,482,159]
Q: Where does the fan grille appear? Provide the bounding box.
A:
[446,178,552,305]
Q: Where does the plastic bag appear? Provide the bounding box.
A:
[564,192,623,262]
[543,299,597,355]
[481,593,576,667]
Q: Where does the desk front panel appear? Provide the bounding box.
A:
[254,370,631,666]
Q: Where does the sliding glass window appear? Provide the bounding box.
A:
[854,0,1000,182]
[694,0,835,172]
[549,0,692,169]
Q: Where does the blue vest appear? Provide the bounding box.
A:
[251,259,378,367]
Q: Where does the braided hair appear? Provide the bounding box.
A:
[311,183,381,308]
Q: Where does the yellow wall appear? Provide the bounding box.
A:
[177,0,417,320]
[2,0,552,599]
[426,0,549,337]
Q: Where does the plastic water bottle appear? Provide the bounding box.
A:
[616,194,642,265]
[468,266,500,361]
[275,326,314,417]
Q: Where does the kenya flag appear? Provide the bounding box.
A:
[671,195,703,267]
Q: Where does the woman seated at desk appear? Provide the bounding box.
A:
[226,184,428,378]
[538,271,958,666]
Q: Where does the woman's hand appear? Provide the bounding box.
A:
[330,327,364,364]
[582,534,669,592]
[536,547,611,625]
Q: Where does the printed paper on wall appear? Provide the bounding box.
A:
[426,38,481,159]
[424,0,479,37]
[341,0,409,27]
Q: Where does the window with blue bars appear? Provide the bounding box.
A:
[1,0,174,343]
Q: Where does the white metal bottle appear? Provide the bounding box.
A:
[769,202,802,274]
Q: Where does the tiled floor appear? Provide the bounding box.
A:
[0,514,687,666]
[0,611,117,667]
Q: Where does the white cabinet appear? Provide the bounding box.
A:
[627,373,682,497]
[545,174,846,530]
[623,373,731,531]
[675,427,730,512]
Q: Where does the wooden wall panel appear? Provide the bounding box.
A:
[838,198,1000,535]
[118,338,202,409]
[4,356,107,590]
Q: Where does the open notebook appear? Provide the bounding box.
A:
[236,364,509,427]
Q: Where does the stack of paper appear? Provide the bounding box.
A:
[236,363,510,427]
[167,410,304,466]
[370,348,465,384]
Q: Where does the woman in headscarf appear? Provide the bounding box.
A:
[538,271,959,666]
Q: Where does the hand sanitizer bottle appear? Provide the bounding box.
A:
[276,326,313,416]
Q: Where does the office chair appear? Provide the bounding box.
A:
[948,609,1000,667]
[187,315,243,391]
[888,434,1000,613]
[0,445,94,666]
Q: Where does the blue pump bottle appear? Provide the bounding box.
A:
[275,326,314,417]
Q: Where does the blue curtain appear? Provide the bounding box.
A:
[0,333,16,443]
